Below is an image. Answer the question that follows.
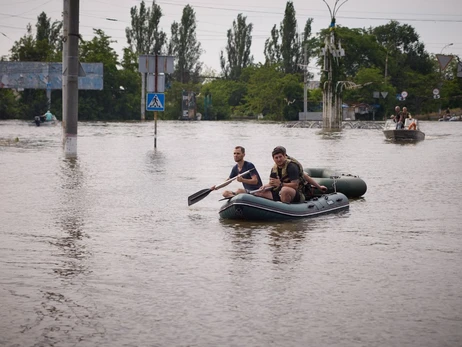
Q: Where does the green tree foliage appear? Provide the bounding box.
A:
[344,67,396,118]
[263,1,304,75]
[8,13,62,119]
[125,0,167,54]
[371,21,434,89]
[318,26,381,79]
[79,29,140,120]
[168,5,202,84]
[243,64,302,120]
[220,14,254,80]
[199,79,247,119]
[442,59,462,111]
[264,25,280,65]
[35,12,63,59]
[120,47,139,72]
[10,24,42,62]
[301,18,316,80]
[0,90,21,120]
[280,2,301,74]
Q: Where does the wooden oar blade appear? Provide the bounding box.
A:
[188,188,212,206]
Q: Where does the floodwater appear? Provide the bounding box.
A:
[1,120,461,347]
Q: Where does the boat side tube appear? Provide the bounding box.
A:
[305,168,367,198]
[219,192,349,221]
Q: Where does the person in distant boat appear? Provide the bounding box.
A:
[395,106,405,129]
[44,110,53,121]
[212,146,263,198]
[254,146,325,204]
[401,107,411,121]
[391,106,401,123]
[445,108,451,121]
[406,113,417,130]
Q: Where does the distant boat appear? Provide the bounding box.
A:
[30,115,58,127]
[383,118,425,142]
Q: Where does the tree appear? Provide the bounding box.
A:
[263,2,311,75]
[79,29,140,120]
[220,14,254,80]
[301,18,317,80]
[9,24,38,62]
[35,11,63,58]
[371,21,433,88]
[344,67,396,118]
[280,1,301,74]
[243,64,302,120]
[125,0,167,54]
[264,25,280,65]
[200,79,247,119]
[8,13,63,119]
[10,12,62,62]
[168,5,202,83]
[318,26,382,80]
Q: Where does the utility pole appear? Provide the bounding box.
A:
[63,0,79,158]
[304,44,308,117]
[62,0,68,130]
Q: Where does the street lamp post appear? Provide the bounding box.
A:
[440,43,453,54]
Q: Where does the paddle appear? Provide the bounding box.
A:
[188,168,255,206]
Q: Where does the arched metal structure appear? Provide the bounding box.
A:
[321,0,348,129]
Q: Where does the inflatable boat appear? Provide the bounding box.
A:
[305,168,367,198]
[219,192,349,221]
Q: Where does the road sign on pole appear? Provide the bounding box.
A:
[146,93,165,111]
[436,54,453,70]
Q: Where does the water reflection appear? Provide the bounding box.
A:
[318,129,344,140]
[221,219,310,265]
[52,158,90,279]
[267,225,307,265]
[145,150,166,175]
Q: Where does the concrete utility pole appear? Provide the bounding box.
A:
[304,44,308,116]
[63,0,79,158]
[62,0,68,130]
[321,0,347,130]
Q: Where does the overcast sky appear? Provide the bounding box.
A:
[0,0,461,75]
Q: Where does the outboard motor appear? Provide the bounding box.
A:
[34,116,41,126]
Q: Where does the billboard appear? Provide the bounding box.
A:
[0,62,103,90]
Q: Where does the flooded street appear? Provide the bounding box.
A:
[1,120,461,347]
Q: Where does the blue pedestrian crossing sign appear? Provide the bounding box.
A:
[146,93,165,111]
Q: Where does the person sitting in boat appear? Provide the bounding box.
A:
[390,106,400,123]
[401,107,411,121]
[211,145,262,198]
[254,146,309,204]
[407,114,417,130]
[44,110,53,121]
[271,146,327,198]
[395,106,405,129]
